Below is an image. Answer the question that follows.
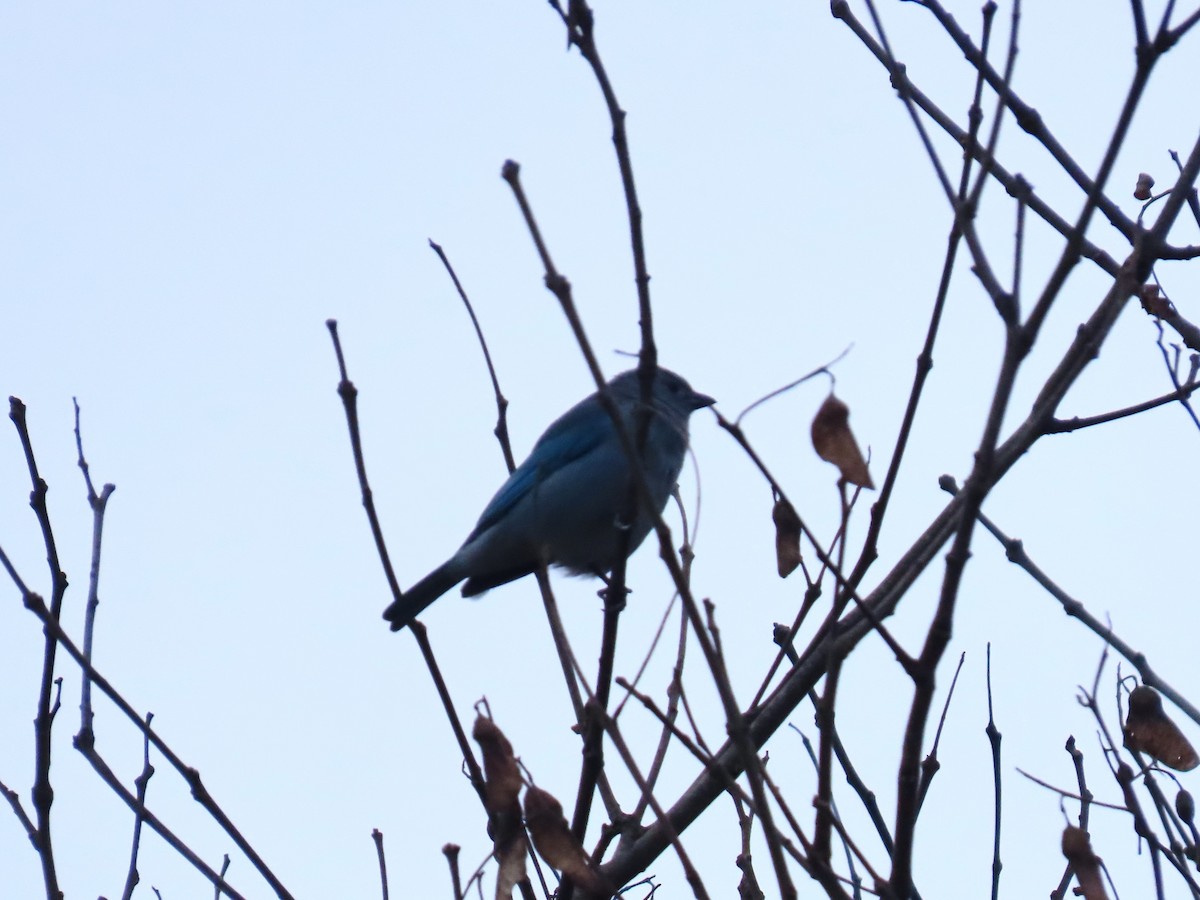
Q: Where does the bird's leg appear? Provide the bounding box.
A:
[595,571,630,611]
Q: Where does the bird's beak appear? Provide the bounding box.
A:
[690,391,716,411]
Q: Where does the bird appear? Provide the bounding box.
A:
[383,366,715,631]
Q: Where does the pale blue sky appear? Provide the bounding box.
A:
[3,2,1198,898]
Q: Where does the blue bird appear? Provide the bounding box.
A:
[384,367,714,631]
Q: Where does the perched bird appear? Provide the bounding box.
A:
[384,367,714,631]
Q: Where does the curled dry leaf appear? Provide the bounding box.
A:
[772,496,802,578]
[811,395,874,489]
[1177,789,1195,824]
[473,716,524,810]
[1134,172,1155,200]
[1062,826,1108,900]
[493,830,527,900]
[1123,685,1199,771]
[1139,283,1174,318]
[524,785,607,894]
[472,716,527,899]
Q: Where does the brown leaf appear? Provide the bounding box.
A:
[472,716,527,898]
[1177,789,1194,824]
[1124,685,1199,771]
[811,395,874,489]
[772,496,802,578]
[473,716,524,810]
[1139,283,1174,319]
[524,786,607,894]
[494,830,527,900]
[1134,172,1155,201]
[1061,826,1108,900]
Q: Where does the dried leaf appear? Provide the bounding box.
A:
[772,496,802,578]
[1177,789,1195,824]
[1124,685,1199,771]
[1134,172,1155,201]
[1062,826,1108,900]
[811,395,874,489]
[473,716,523,810]
[524,786,607,893]
[472,716,527,899]
[494,830,526,900]
[1139,283,1174,318]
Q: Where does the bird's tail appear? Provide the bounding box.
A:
[383,561,463,631]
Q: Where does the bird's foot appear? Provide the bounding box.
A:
[597,577,630,612]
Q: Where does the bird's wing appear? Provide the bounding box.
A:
[467,398,609,540]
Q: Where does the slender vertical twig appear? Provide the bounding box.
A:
[119,712,155,900]
[9,398,66,900]
[72,398,115,743]
[214,854,231,900]
[326,320,487,807]
[372,829,389,900]
[427,240,515,473]
[985,647,1003,900]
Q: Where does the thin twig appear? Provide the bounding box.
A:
[939,476,1200,731]
[8,548,292,896]
[0,775,37,848]
[1168,147,1200,230]
[9,397,66,900]
[325,320,487,807]
[550,0,657,370]
[733,347,853,426]
[503,160,793,899]
[427,240,515,472]
[590,709,712,900]
[625,599,687,830]
[985,646,1003,900]
[914,652,967,816]
[1051,737,1092,900]
[1015,767,1126,812]
[120,712,155,900]
[73,735,252,900]
[830,2,1121,278]
[425,242,621,821]
[1046,377,1200,432]
[443,843,463,900]
[72,398,116,746]
[372,829,390,900]
[215,854,231,900]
